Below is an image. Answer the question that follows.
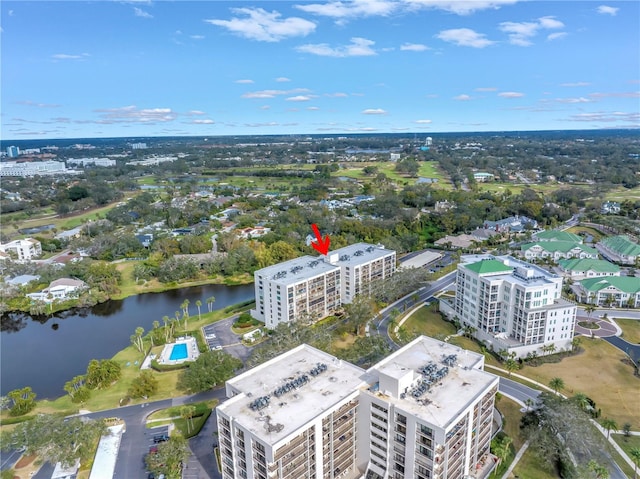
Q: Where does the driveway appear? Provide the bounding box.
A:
[202,316,253,364]
[574,317,618,338]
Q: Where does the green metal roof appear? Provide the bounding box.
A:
[600,235,640,257]
[558,258,620,273]
[579,276,640,294]
[535,230,582,243]
[521,241,598,254]
[464,259,513,274]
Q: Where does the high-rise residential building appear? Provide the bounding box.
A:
[441,255,576,358]
[251,243,396,328]
[130,142,148,149]
[6,146,20,158]
[216,336,499,479]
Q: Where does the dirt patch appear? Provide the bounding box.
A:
[15,454,36,469]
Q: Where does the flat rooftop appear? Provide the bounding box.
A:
[366,336,498,430]
[220,344,367,446]
[331,242,395,267]
[461,254,560,288]
[255,255,339,284]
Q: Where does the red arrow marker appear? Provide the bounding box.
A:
[311,223,330,255]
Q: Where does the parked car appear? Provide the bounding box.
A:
[153,434,169,443]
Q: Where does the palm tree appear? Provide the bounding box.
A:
[629,447,640,479]
[207,296,216,313]
[571,336,582,351]
[585,303,596,320]
[162,316,170,342]
[573,392,590,412]
[505,358,519,377]
[195,300,202,320]
[492,436,512,475]
[181,405,196,434]
[588,459,610,479]
[547,343,556,356]
[601,418,618,440]
[549,377,565,395]
[181,299,190,318]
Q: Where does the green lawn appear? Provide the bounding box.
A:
[497,397,525,450]
[516,338,638,426]
[510,447,560,479]
[604,185,640,201]
[565,225,606,243]
[615,318,640,344]
[395,303,457,339]
[612,433,640,457]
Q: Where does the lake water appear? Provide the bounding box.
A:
[0,283,255,399]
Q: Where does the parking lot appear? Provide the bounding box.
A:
[202,324,223,351]
[201,316,253,364]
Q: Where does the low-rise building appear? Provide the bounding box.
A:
[533,230,582,243]
[0,160,67,177]
[597,235,640,265]
[483,215,537,233]
[601,201,621,214]
[576,277,640,308]
[0,238,42,260]
[557,258,620,280]
[521,241,599,261]
[217,336,498,479]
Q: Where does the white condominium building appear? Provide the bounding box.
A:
[217,336,499,479]
[443,255,576,358]
[0,160,67,177]
[0,238,42,260]
[252,243,396,328]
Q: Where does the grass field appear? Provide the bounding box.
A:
[396,303,457,339]
[497,397,525,450]
[612,433,640,460]
[604,185,640,201]
[517,338,638,426]
[566,225,606,242]
[615,318,640,344]
[510,447,560,479]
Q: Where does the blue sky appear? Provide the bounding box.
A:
[1,1,639,139]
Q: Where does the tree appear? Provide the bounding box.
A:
[549,377,565,395]
[85,359,121,390]
[571,336,582,351]
[195,300,202,320]
[1,414,106,467]
[521,393,609,475]
[585,303,597,320]
[622,422,632,438]
[181,405,196,434]
[130,326,145,353]
[505,358,519,377]
[344,295,375,336]
[128,370,159,399]
[7,386,36,416]
[178,350,242,393]
[601,418,618,440]
[491,435,512,474]
[64,375,91,403]
[206,296,216,313]
[181,299,190,318]
[587,459,610,479]
[162,316,171,342]
[629,447,640,479]
[145,434,190,479]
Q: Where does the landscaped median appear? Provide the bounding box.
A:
[146,400,218,438]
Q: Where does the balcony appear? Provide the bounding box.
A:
[470,453,498,479]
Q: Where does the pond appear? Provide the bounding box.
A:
[0,283,255,398]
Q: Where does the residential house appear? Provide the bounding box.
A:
[521,241,599,261]
[597,235,640,265]
[576,277,640,308]
[483,215,538,233]
[27,278,88,303]
[557,258,620,280]
[601,201,621,214]
[533,230,582,243]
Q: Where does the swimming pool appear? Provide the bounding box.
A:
[169,343,188,361]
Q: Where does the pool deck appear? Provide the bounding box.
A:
[141,336,200,369]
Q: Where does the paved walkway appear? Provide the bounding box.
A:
[574,318,618,338]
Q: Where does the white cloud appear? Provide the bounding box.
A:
[296,37,377,57]
[453,94,472,101]
[589,91,640,99]
[186,110,206,115]
[235,79,255,84]
[275,77,291,82]
[190,119,215,124]
[133,7,153,19]
[307,106,320,110]
[326,92,349,97]
[547,32,567,41]
[205,7,316,42]
[260,105,271,110]
[295,0,396,21]
[555,97,592,103]
[93,105,177,124]
[405,0,518,15]
[15,100,62,108]
[400,43,430,51]
[241,88,311,99]
[362,108,387,115]
[8,9,14,16]
[475,87,498,92]
[51,53,90,60]
[436,29,495,48]
[566,111,639,123]
[561,82,591,87]
[414,119,432,124]
[597,5,619,16]
[190,35,205,40]
[286,95,312,102]
[498,91,524,98]
[499,16,564,46]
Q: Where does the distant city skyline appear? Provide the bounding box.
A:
[2,1,639,140]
